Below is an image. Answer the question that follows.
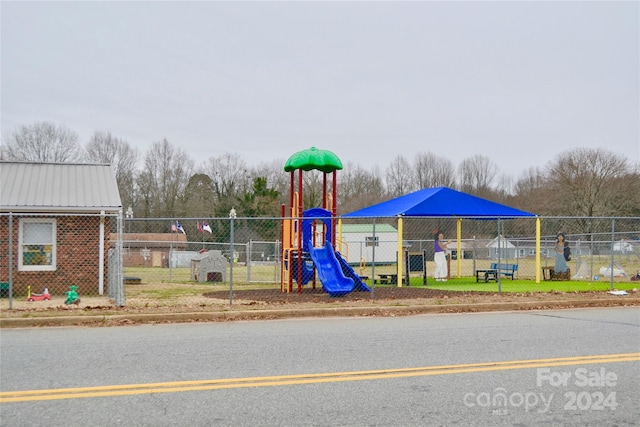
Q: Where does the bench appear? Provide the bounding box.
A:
[490,263,518,280]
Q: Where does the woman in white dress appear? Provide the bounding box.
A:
[434,230,449,281]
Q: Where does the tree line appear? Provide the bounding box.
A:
[2,121,639,224]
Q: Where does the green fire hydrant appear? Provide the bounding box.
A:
[65,286,80,305]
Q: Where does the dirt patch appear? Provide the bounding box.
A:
[205,287,494,303]
[2,285,639,325]
[202,286,640,307]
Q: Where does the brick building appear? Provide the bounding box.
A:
[0,162,122,296]
[114,233,188,267]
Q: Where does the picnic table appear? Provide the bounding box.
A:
[377,274,398,285]
[542,266,571,281]
[475,269,498,283]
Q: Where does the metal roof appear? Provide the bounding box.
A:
[340,224,397,233]
[110,233,188,249]
[0,162,122,213]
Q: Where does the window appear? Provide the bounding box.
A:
[19,219,56,271]
[365,236,379,247]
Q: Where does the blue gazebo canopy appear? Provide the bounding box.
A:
[343,187,535,218]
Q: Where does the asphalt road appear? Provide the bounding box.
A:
[1,307,639,426]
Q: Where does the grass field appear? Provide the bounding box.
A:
[124,258,639,296]
[404,277,638,293]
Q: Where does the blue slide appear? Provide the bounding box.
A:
[335,251,371,293]
[308,241,356,297]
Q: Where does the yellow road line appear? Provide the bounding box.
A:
[2,353,638,403]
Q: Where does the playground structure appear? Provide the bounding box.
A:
[280,147,371,297]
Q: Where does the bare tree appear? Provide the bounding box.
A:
[385,155,414,197]
[301,169,325,209]
[512,166,550,213]
[494,173,515,198]
[514,166,546,195]
[2,121,83,162]
[85,131,139,210]
[545,148,638,217]
[338,162,386,214]
[202,153,251,216]
[412,152,455,189]
[457,154,498,196]
[137,139,194,219]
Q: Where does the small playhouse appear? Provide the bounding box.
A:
[190,250,228,283]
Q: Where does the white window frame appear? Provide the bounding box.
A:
[19,218,57,271]
[365,236,379,247]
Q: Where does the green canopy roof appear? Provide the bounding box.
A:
[284,147,343,173]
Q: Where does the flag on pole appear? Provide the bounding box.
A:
[176,221,186,235]
[171,223,177,232]
[197,221,203,233]
[203,221,212,233]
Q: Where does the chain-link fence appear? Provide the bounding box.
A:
[337,216,640,284]
[1,214,639,307]
[0,212,124,308]
[121,215,639,302]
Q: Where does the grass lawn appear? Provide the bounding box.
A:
[406,277,638,293]
[124,265,639,296]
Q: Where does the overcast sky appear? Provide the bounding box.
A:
[2,1,638,178]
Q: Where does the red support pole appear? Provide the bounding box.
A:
[289,171,294,212]
[297,169,303,293]
[322,173,327,210]
[332,170,337,247]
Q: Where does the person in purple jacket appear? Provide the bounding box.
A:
[433,230,449,281]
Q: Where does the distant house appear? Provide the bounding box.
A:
[613,239,635,254]
[113,233,188,267]
[0,162,121,296]
[338,223,398,264]
[485,235,517,260]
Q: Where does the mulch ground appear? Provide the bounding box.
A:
[203,285,640,308]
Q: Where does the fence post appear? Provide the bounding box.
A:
[590,225,594,280]
[229,208,236,304]
[609,219,615,290]
[99,210,105,295]
[114,211,125,306]
[246,240,251,284]
[8,213,13,309]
